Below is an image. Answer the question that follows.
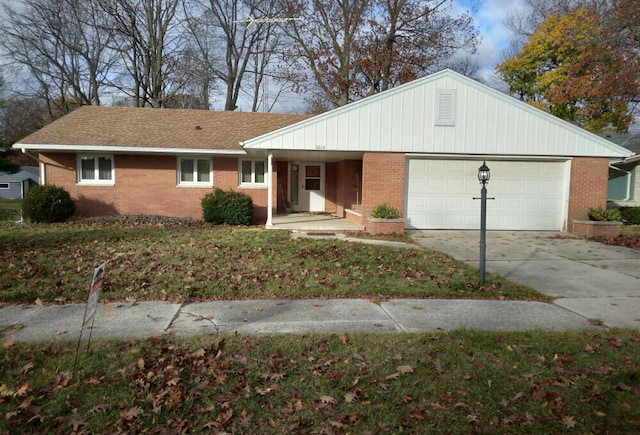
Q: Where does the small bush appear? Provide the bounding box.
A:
[371,203,400,219]
[202,188,253,225]
[619,206,640,225]
[22,185,75,223]
[587,205,621,222]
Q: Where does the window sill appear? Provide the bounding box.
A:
[177,183,214,188]
[77,181,115,187]
[238,184,267,190]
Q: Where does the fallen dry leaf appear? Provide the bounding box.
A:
[330,420,349,429]
[218,408,234,425]
[409,407,426,420]
[562,415,576,428]
[255,386,276,396]
[511,391,526,403]
[15,382,29,397]
[396,365,415,374]
[120,406,144,421]
[3,336,14,349]
[616,383,633,392]
[238,409,251,427]
[88,404,107,414]
[4,410,18,420]
[191,348,205,358]
[430,401,447,410]
[318,395,336,406]
[21,362,35,375]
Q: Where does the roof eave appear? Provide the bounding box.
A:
[13,143,247,155]
[611,153,640,165]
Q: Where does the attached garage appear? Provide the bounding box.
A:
[406,159,569,230]
[242,69,633,233]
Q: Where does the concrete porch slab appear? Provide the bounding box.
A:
[269,213,365,232]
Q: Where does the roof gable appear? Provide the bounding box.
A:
[243,69,632,159]
[16,106,310,153]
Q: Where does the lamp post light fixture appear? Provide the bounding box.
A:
[477,161,491,285]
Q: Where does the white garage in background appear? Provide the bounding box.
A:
[406,159,569,230]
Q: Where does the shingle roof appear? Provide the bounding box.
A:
[0,167,39,183]
[599,133,640,155]
[17,106,311,151]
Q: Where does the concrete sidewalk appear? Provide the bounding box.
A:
[0,298,597,343]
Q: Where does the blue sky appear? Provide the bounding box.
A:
[454,0,527,80]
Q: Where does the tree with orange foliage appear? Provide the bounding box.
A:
[499,6,639,132]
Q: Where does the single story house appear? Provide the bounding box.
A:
[604,133,640,207]
[14,69,634,233]
[0,166,39,200]
[14,109,310,222]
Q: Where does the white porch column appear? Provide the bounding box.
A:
[266,152,274,227]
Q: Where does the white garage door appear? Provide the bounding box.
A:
[406,159,567,230]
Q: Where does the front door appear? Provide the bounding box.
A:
[291,162,325,212]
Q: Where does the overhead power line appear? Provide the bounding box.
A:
[233,16,301,27]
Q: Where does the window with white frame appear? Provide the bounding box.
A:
[0,183,9,189]
[239,159,266,186]
[177,157,212,186]
[77,154,114,184]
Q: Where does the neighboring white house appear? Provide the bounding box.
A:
[0,166,39,200]
[605,133,640,207]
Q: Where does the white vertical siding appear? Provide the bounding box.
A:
[244,70,631,159]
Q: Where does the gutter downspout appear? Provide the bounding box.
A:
[19,147,45,185]
[608,164,631,201]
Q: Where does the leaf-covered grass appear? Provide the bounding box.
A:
[0,217,545,304]
[1,330,639,433]
[0,200,21,222]
[621,224,640,239]
[600,225,640,250]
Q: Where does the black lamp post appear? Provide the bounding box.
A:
[477,161,491,285]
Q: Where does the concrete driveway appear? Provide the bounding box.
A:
[411,230,640,329]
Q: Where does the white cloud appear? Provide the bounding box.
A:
[455,0,528,79]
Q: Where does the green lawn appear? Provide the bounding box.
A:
[0,217,546,304]
[1,330,639,433]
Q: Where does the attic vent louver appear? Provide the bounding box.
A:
[435,89,456,126]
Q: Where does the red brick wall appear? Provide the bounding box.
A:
[40,153,268,222]
[335,160,363,216]
[567,157,609,232]
[324,162,338,214]
[361,152,406,218]
[349,160,364,212]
